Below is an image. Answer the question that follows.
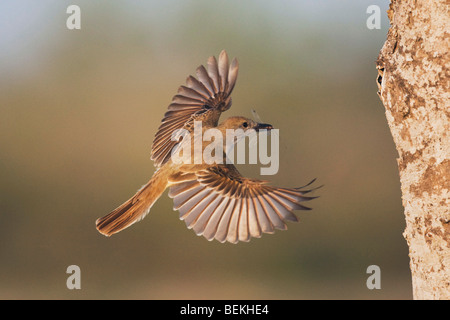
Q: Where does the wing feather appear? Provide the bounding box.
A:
[218,50,229,92]
[215,198,236,243]
[226,198,241,244]
[168,164,318,243]
[196,65,216,95]
[184,193,218,229]
[207,56,220,93]
[203,197,231,240]
[151,50,238,167]
[192,196,225,235]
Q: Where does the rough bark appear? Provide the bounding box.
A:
[376,0,449,299]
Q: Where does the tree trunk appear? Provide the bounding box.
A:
[376,0,449,299]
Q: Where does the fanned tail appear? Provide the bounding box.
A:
[96,170,167,236]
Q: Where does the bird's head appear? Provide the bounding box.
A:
[219,116,273,132]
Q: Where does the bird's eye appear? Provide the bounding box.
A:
[242,122,248,128]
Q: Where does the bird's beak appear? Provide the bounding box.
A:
[255,123,273,131]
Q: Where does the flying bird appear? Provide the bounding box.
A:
[96,50,319,243]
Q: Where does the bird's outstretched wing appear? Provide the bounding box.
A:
[151,50,239,167]
[167,164,319,243]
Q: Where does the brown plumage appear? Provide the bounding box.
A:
[96,50,319,243]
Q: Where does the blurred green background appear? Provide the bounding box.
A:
[0,0,412,299]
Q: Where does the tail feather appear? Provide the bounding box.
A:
[96,171,167,236]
